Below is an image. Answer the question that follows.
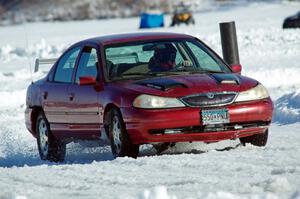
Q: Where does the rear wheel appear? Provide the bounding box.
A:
[108,109,139,158]
[185,17,194,25]
[190,17,195,25]
[36,112,66,162]
[240,129,269,147]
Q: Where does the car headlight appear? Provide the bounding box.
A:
[235,84,269,102]
[133,94,186,109]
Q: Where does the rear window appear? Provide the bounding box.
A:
[54,47,80,83]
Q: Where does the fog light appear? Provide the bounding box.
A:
[234,125,243,130]
[164,129,182,134]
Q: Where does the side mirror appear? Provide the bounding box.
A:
[79,76,97,85]
[230,64,242,74]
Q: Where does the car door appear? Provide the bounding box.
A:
[42,46,80,131]
[66,46,103,137]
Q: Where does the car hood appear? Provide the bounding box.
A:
[112,73,258,98]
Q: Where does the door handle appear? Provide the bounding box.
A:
[68,93,75,101]
[42,91,48,100]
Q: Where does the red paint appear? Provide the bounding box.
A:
[122,99,273,144]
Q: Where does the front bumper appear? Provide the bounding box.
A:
[121,98,273,145]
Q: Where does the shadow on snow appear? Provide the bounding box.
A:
[0,141,241,168]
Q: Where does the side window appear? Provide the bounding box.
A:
[54,47,80,83]
[75,47,98,83]
[175,48,184,65]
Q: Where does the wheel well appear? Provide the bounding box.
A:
[103,103,120,135]
[31,106,44,137]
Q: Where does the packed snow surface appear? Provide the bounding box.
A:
[0,2,300,199]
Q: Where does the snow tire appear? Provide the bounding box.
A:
[240,129,269,147]
[36,112,66,162]
[108,109,139,158]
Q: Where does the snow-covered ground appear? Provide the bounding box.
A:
[0,2,300,199]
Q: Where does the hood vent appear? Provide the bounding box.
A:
[135,78,187,91]
[220,80,238,84]
[209,73,241,85]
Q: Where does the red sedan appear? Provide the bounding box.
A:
[25,32,273,162]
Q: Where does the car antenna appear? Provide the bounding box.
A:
[22,2,33,84]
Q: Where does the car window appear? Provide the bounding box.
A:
[75,47,98,83]
[105,40,229,81]
[186,41,222,71]
[54,47,80,83]
[106,44,185,65]
[106,45,150,64]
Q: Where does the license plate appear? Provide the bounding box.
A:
[201,109,229,125]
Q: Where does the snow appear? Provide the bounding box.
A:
[0,1,300,199]
[1,124,300,199]
[0,0,259,26]
[138,186,177,199]
[274,90,300,124]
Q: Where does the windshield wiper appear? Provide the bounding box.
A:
[149,71,183,76]
[170,67,207,74]
[118,68,224,79]
[120,72,158,77]
[176,66,224,73]
[111,72,180,81]
[172,66,200,72]
[201,69,225,73]
[172,67,225,74]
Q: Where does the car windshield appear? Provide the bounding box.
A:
[105,39,231,81]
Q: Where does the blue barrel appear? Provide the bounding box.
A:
[139,13,164,29]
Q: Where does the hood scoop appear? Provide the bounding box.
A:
[135,78,187,91]
[209,73,241,85]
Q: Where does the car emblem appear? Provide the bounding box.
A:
[206,93,215,99]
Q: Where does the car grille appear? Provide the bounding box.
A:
[180,92,237,107]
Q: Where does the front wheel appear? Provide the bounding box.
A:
[108,109,139,158]
[240,129,269,147]
[36,112,66,162]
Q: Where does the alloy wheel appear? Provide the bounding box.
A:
[38,118,49,157]
[112,115,122,155]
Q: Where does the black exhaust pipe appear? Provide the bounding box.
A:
[219,21,240,66]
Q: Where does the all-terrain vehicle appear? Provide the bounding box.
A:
[171,4,195,26]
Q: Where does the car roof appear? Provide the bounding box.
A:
[79,32,195,46]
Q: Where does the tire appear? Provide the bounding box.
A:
[36,112,66,162]
[171,21,177,27]
[190,17,195,25]
[240,129,269,147]
[283,23,287,29]
[108,109,139,158]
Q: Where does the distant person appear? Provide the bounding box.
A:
[148,44,177,72]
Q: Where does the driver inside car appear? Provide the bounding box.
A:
[148,43,177,72]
